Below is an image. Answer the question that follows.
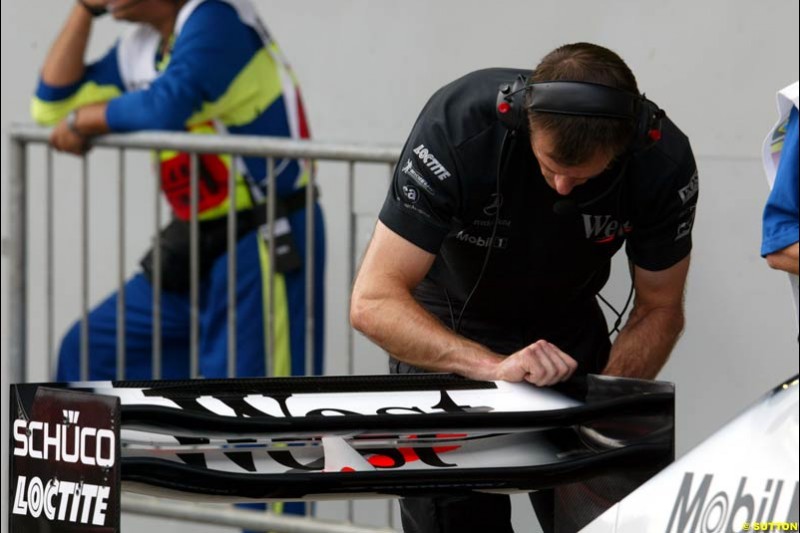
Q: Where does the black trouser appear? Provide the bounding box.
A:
[399,492,554,533]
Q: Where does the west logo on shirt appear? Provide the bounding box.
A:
[582,214,632,244]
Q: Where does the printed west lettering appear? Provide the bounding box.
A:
[582,214,632,243]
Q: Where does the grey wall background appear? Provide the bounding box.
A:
[2,1,798,531]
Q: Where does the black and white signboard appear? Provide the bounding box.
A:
[9,385,121,533]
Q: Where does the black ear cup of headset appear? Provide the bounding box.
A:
[496,76,530,132]
[496,74,666,152]
[630,99,666,152]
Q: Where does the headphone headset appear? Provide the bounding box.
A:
[495,74,665,151]
[446,74,661,336]
[495,74,666,216]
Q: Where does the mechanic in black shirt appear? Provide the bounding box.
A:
[351,42,698,533]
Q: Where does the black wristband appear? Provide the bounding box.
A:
[78,0,107,17]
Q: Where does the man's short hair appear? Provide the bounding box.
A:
[527,42,639,165]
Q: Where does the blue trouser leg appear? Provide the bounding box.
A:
[199,205,326,380]
[285,203,326,376]
[56,273,191,381]
[199,230,268,379]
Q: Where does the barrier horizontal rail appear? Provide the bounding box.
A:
[6,124,402,386]
[8,124,402,162]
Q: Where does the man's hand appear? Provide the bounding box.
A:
[494,340,578,386]
[50,120,89,155]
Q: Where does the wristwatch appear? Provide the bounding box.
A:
[78,0,107,17]
[66,110,83,136]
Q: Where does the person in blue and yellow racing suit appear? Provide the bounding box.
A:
[33,0,324,519]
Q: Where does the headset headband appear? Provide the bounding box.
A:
[496,74,665,149]
[526,80,640,119]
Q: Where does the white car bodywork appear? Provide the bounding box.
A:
[581,376,799,533]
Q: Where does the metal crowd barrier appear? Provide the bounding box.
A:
[5,124,402,533]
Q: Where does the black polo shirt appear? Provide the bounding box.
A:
[379,68,698,363]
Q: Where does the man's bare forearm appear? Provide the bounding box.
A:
[603,304,684,379]
[41,4,94,86]
[350,287,503,380]
[72,102,110,136]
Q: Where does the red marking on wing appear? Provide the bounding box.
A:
[366,434,466,468]
[399,448,420,462]
[367,455,396,468]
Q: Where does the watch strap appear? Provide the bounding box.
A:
[78,0,107,17]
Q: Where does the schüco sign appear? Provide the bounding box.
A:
[8,386,121,533]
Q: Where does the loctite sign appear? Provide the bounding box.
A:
[9,385,121,533]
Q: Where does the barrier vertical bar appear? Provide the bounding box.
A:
[227,156,238,378]
[152,156,163,379]
[304,157,317,520]
[80,155,90,381]
[346,160,356,525]
[116,148,126,380]
[305,160,315,377]
[265,157,276,376]
[8,137,27,384]
[46,148,55,371]
[190,152,200,378]
[300,153,312,533]
[347,161,356,377]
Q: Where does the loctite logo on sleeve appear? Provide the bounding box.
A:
[412,145,452,180]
